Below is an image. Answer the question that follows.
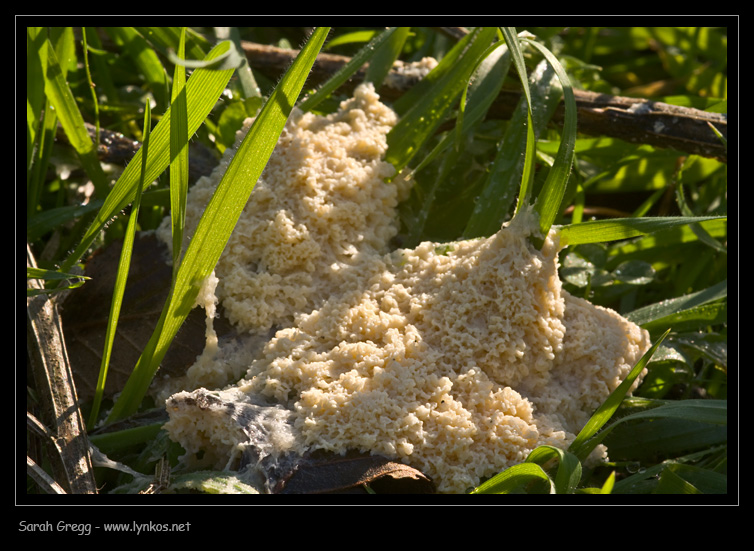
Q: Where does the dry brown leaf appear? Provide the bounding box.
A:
[272,450,435,494]
[61,233,235,402]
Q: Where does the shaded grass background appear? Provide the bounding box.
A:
[25,26,729,496]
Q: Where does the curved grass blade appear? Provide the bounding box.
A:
[568,329,671,462]
[525,445,582,494]
[406,40,511,244]
[106,27,331,423]
[88,101,152,428]
[470,462,554,494]
[61,40,237,275]
[416,40,510,176]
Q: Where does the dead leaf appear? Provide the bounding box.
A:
[272,450,435,494]
[61,232,235,402]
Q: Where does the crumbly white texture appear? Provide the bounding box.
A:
[160,83,650,493]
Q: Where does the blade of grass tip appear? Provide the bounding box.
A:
[298,27,398,113]
[106,27,331,423]
[26,267,89,297]
[501,27,537,217]
[88,101,151,428]
[169,27,189,277]
[524,38,577,245]
[568,328,671,462]
[61,40,237,275]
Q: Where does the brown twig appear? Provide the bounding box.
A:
[26,245,97,494]
[241,40,727,163]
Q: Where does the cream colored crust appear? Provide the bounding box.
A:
[160,83,650,493]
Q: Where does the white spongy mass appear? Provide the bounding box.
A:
[159,83,650,494]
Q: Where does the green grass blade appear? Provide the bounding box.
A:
[386,27,497,174]
[568,328,670,462]
[557,215,727,247]
[27,201,103,243]
[501,27,537,216]
[524,38,577,244]
[169,28,189,276]
[416,41,510,176]
[525,445,582,494]
[470,462,555,494]
[299,27,403,113]
[612,399,727,427]
[61,40,237,275]
[26,267,89,296]
[364,27,410,88]
[42,35,108,198]
[626,279,727,327]
[105,27,170,112]
[88,101,152,428]
[463,57,561,238]
[106,27,331,423]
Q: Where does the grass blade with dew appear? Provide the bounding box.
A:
[60,40,238,275]
[26,267,89,297]
[413,40,510,175]
[298,27,402,113]
[557,215,727,247]
[406,39,511,244]
[386,27,498,174]
[501,27,537,218]
[364,27,410,88]
[169,27,189,278]
[568,328,671,462]
[106,27,331,423]
[464,54,562,239]
[41,33,108,198]
[523,37,577,246]
[88,100,152,428]
[525,445,582,494]
[626,279,727,327]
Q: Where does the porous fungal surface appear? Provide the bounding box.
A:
[158,83,650,494]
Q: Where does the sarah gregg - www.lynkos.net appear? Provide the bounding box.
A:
[18,520,191,536]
